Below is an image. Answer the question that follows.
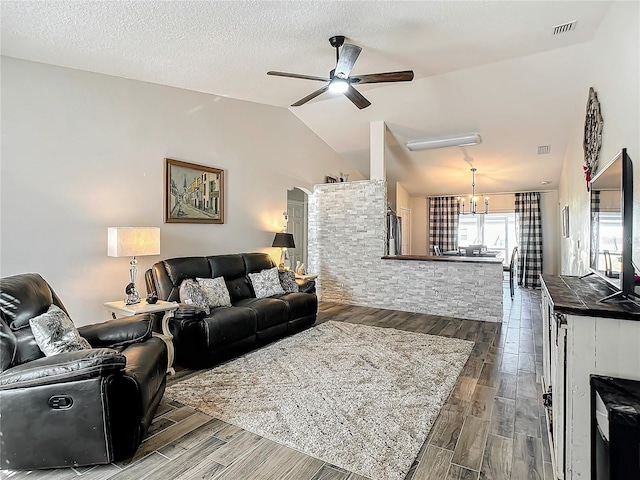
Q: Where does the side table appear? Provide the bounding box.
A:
[103,300,179,375]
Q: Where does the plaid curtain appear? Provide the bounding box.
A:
[429,196,460,253]
[590,191,600,268]
[515,192,543,288]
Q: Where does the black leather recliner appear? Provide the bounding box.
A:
[0,273,168,471]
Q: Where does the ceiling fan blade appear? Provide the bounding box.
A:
[351,70,414,84]
[334,44,362,78]
[267,71,330,82]
[343,85,371,110]
[291,85,330,107]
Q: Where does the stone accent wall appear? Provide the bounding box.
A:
[309,180,503,322]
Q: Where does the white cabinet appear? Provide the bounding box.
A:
[541,275,640,480]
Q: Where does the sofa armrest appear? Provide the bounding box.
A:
[296,279,316,294]
[78,314,153,348]
[0,348,126,390]
[173,304,207,322]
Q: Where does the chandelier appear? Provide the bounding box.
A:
[458,167,489,215]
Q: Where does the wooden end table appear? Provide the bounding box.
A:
[103,299,179,375]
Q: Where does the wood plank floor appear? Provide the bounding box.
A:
[3,281,551,480]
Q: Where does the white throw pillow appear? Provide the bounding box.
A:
[179,279,210,314]
[197,277,232,308]
[29,304,91,356]
[248,267,285,298]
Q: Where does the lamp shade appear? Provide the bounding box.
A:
[272,232,295,248]
[108,227,160,257]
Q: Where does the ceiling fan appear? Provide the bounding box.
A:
[267,35,414,109]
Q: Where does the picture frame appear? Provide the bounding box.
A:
[562,205,569,238]
[325,175,338,183]
[164,158,224,224]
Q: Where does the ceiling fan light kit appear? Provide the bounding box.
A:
[329,77,349,93]
[406,133,482,151]
[267,35,414,109]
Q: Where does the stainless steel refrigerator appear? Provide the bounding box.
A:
[387,210,402,255]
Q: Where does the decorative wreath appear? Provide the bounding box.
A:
[583,87,603,191]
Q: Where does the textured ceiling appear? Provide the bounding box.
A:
[1,0,616,196]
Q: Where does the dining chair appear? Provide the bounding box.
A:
[504,246,518,299]
[603,250,619,278]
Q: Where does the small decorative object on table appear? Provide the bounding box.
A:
[146,292,158,304]
[295,261,306,276]
[325,175,338,183]
[339,172,349,182]
[125,282,141,305]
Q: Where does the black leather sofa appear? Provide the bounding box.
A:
[145,252,317,369]
[0,273,168,470]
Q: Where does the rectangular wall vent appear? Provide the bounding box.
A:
[538,145,551,155]
[553,21,577,35]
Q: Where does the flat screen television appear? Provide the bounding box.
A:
[588,148,637,302]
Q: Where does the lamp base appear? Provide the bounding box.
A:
[279,248,291,270]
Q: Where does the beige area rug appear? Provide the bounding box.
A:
[166,321,473,480]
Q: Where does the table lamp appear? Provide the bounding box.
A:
[272,233,295,270]
[108,227,160,304]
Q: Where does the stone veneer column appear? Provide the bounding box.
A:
[309,180,503,322]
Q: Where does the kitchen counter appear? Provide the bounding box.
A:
[382,254,504,265]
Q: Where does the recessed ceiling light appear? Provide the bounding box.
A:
[541,181,551,185]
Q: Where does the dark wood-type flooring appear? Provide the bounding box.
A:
[4,280,552,480]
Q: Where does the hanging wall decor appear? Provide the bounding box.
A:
[583,87,604,191]
[164,158,224,224]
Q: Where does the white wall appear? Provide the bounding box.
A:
[0,57,355,325]
[558,1,640,276]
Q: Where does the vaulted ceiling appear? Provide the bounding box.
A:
[1,0,616,196]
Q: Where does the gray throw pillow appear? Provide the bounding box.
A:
[197,277,232,308]
[179,279,210,314]
[29,304,91,356]
[278,270,299,293]
[248,267,285,299]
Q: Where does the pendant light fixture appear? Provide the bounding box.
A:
[458,168,489,215]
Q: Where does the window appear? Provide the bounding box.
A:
[458,213,517,265]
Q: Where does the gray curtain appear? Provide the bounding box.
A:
[428,196,460,253]
[515,192,543,288]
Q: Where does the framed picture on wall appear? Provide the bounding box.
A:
[164,158,224,224]
[562,205,569,238]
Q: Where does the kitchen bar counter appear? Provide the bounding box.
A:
[382,254,504,265]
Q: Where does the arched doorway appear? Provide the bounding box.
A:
[287,187,308,272]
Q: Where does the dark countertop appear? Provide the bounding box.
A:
[382,255,504,265]
[541,274,640,320]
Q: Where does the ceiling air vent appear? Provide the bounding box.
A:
[538,145,551,155]
[553,21,577,35]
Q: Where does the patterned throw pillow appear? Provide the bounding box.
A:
[29,304,91,356]
[197,277,232,308]
[248,267,285,299]
[278,270,299,293]
[179,279,210,314]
